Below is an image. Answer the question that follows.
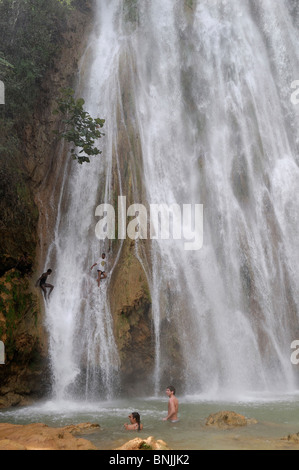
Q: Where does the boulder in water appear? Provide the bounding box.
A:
[205,411,258,428]
[116,436,171,450]
[281,433,299,444]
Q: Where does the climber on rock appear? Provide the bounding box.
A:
[35,269,54,299]
[90,253,107,287]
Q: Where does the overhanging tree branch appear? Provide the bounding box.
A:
[54,88,105,164]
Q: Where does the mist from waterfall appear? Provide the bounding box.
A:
[44,0,299,401]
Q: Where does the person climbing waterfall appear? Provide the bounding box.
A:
[35,269,54,299]
[90,253,107,287]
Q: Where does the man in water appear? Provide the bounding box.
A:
[90,253,107,287]
[35,269,54,299]
[163,385,179,423]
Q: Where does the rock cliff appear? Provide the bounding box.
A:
[0,0,157,405]
[0,1,94,407]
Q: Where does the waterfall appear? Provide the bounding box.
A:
[44,0,299,400]
[44,1,124,400]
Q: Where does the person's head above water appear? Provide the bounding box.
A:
[166,385,176,396]
[128,412,141,430]
[47,269,52,274]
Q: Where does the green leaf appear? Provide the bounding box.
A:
[53,88,105,164]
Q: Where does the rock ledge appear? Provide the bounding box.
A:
[0,422,100,450]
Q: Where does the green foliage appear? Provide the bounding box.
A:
[0,0,85,267]
[0,118,38,265]
[54,88,105,164]
[0,55,13,69]
[140,443,152,450]
[0,0,72,120]
[0,272,38,360]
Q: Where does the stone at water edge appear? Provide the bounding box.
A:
[205,411,258,428]
[0,422,100,450]
[116,436,171,450]
[281,432,299,443]
[62,422,101,435]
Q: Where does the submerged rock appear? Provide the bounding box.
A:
[116,436,171,451]
[0,422,100,450]
[205,411,258,428]
[62,423,100,435]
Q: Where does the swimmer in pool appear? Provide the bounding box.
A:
[163,385,179,423]
[124,412,143,431]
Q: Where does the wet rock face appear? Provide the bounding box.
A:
[205,411,258,428]
[0,5,93,408]
[109,240,155,395]
[0,269,50,408]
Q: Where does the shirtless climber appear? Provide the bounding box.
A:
[36,269,54,299]
[90,253,107,287]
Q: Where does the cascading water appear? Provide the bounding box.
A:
[44,1,124,400]
[44,0,299,401]
[134,0,299,397]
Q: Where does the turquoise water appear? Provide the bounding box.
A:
[1,393,299,450]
